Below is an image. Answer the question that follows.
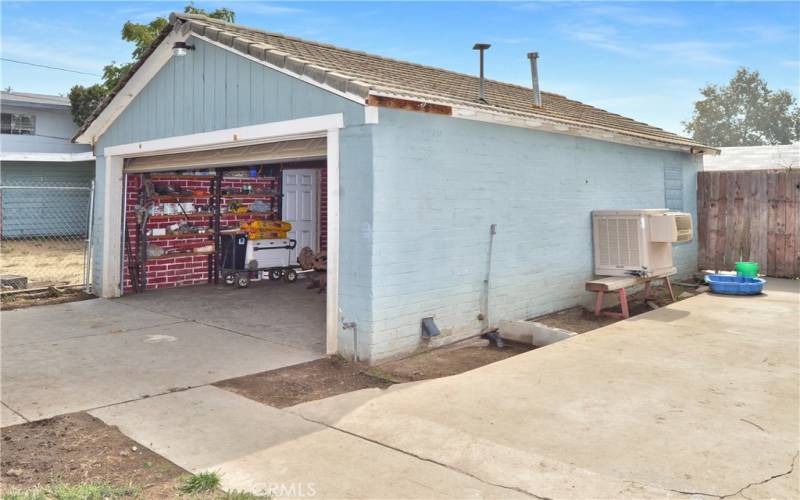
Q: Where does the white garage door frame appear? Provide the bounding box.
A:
[102,113,343,355]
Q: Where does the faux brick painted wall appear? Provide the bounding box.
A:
[364,109,700,361]
[122,173,279,292]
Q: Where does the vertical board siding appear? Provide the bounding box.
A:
[697,170,799,278]
[98,36,363,150]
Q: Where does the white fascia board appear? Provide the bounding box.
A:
[451,105,692,154]
[367,90,696,154]
[74,28,188,145]
[194,34,368,106]
[0,151,95,162]
[104,113,344,158]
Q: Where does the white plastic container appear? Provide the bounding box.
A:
[245,238,293,269]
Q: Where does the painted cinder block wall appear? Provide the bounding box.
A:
[362,109,700,360]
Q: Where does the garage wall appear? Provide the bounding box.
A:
[91,37,368,295]
[365,109,700,361]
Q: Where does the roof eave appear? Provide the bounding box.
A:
[73,18,181,144]
[366,90,718,154]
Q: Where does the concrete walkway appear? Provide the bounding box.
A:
[1,289,322,423]
[91,386,527,499]
[89,280,799,499]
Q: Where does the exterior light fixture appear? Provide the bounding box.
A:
[172,41,195,57]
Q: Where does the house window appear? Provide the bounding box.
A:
[1,113,36,135]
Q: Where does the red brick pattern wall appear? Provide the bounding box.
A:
[123,173,278,293]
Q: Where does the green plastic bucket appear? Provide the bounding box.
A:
[735,261,759,278]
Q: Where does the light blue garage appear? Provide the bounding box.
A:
[75,13,714,362]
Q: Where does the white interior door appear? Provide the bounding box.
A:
[282,168,317,262]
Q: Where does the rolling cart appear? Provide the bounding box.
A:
[220,232,301,288]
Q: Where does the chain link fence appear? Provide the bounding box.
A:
[0,179,94,291]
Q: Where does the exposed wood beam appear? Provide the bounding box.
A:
[366,95,452,116]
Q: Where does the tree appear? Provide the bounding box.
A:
[69,4,235,126]
[683,68,800,147]
[68,84,109,127]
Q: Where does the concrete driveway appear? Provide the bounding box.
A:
[1,286,321,423]
[89,279,798,499]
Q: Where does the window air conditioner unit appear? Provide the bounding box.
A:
[592,209,693,277]
[650,212,694,243]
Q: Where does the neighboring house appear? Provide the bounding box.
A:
[1,91,95,237]
[74,13,717,362]
[702,143,799,171]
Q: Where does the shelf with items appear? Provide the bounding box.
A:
[150,174,216,181]
[146,232,213,240]
[150,194,212,202]
[147,250,216,260]
[125,168,285,293]
[219,211,278,218]
[220,193,280,199]
[147,212,215,222]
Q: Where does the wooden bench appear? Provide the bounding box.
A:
[585,272,676,319]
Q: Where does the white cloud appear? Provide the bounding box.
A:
[565,24,641,57]
[649,41,734,66]
[580,4,686,27]
[738,24,796,43]
[228,3,306,16]
[562,21,734,66]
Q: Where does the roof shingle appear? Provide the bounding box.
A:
[77,12,713,151]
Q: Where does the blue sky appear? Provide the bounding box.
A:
[2,1,798,135]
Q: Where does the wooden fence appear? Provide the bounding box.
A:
[697,169,799,278]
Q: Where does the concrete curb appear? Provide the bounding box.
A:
[498,319,577,347]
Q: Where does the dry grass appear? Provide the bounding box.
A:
[0,239,86,287]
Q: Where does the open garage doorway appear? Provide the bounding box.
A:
[99,117,344,358]
[117,160,328,355]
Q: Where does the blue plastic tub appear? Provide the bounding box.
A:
[704,274,765,295]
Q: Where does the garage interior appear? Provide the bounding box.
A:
[118,142,328,356]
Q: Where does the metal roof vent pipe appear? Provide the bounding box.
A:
[473,43,491,103]
[527,52,542,107]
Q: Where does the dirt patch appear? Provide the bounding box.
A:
[0,239,86,287]
[0,287,94,311]
[0,413,185,498]
[216,341,532,408]
[215,357,391,408]
[376,341,532,382]
[533,283,699,333]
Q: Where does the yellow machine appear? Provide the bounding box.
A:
[240,220,292,240]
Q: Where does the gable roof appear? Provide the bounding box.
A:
[76,12,716,153]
